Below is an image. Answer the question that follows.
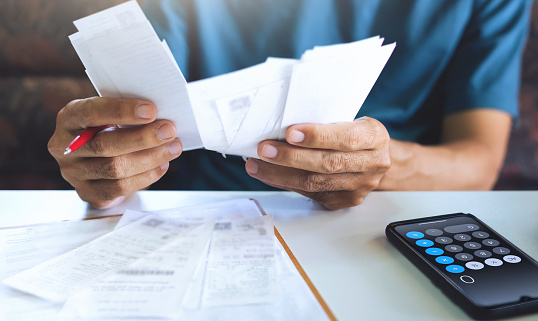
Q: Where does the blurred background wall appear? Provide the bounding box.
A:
[0,0,537,191]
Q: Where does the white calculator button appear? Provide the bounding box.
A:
[460,275,475,284]
[503,255,522,264]
[484,258,503,267]
[465,261,485,270]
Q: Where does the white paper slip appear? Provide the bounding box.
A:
[2,215,201,302]
[280,39,396,136]
[188,60,295,155]
[0,216,121,280]
[200,215,277,307]
[114,198,264,229]
[69,0,203,150]
[60,223,213,319]
[0,216,121,321]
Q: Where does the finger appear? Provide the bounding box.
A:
[57,97,157,131]
[245,159,374,192]
[64,139,182,180]
[259,180,369,210]
[71,120,178,157]
[292,189,368,210]
[257,140,390,174]
[76,163,170,209]
[285,117,389,151]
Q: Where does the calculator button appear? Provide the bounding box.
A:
[444,224,480,233]
[474,250,492,258]
[482,239,500,247]
[436,256,455,264]
[416,239,434,247]
[425,248,444,256]
[445,245,463,253]
[493,247,510,255]
[464,242,482,250]
[466,261,485,270]
[455,253,473,261]
[446,265,465,273]
[460,275,475,284]
[406,231,424,239]
[454,234,471,241]
[503,255,521,263]
[435,237,453,244]
[484,258,503,267]
[472,231,489,238]
[425,229,443,236]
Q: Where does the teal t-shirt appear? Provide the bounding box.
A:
[143,0,531,191]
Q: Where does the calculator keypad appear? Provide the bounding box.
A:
[406,226,522,274]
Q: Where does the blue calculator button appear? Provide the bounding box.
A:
[435,256,455,264]
[416,239,434,247]
[446,265,465,273]
[406,231,424,239]
[425,248,444,256]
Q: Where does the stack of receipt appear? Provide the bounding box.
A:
[2,199,331,321]
[70,0,395,158]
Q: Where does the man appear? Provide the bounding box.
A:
[48,0,531,210]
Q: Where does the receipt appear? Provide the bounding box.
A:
[200,215,277,307]
[60,223,213,319]
[70,0,203,150]
[3,215,201,302]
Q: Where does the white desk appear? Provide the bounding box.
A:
[1,190,537,321]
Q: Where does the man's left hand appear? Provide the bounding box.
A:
[245,117,391,210]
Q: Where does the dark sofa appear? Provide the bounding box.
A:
[0,0,537,191]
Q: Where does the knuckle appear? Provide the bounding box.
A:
[283,147,303,167]
[351,117,388,150]
[321,153,346,173]
[374,150,391,172]
[363,179,378,191]
[107,179,129,198]
[59,164,76,183]
[47,135,60,157]
[317,127,337,145]
[87,132,112,155]
[91,200,111,209]
[374,124,390,144]
[302,173,326,192]
[362,126,377,149]
[145,167,162,184]
[349,195,365,207]
[367,118,390,143]
[88,180,119,203]
[57,99,82,126]
[102,156,128,179]
[76,99,96,126]
[56,104,70,124]
[346,125,364,150]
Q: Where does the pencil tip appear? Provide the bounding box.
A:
[64,148,71,155]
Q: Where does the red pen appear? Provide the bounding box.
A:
[64,125,109,155]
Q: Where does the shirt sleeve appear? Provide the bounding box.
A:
[441,0,532,118]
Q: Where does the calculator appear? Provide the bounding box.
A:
[386,213,538,320]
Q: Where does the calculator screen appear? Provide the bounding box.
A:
[394,214,538,307]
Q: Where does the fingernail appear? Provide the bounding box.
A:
[158,124,174,140]
[262,144,278,158]
[160,162,169,171]
[246,160,258,174]
[288,130,305,143]
[136,104,154,119]
[168,141,182,155]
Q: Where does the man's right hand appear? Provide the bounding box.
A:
[48,97,182,209]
